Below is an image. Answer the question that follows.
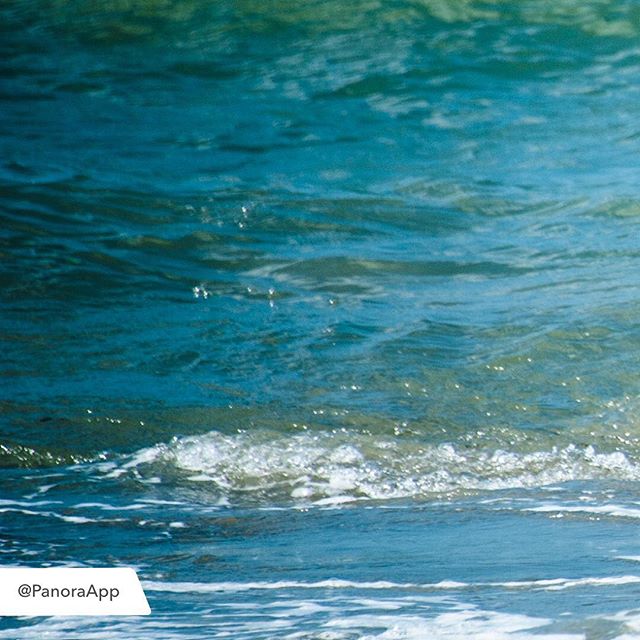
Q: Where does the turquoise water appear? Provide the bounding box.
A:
[4,0,640,637]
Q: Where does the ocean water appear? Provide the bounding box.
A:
[3,0,640,637]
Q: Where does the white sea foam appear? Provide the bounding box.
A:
[323,609,580,640]
[73,502,147,511]
[0,580,590,640]
[0,506,128,525]
[143,575,640,594]
[603,608,640,637]
[142,579,417,593]
[105,430,640,505]
[499,576,640,591]
[525,504,640,519]
[0,498,60,507]
[0,606,580,640]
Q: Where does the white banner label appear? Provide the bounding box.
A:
[0,568,150,616]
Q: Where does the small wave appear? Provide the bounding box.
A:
[143,579,423,593]
[104,429,640,505]
[0,507,100,525]
[143,574,640,594]
[525,504,640,520]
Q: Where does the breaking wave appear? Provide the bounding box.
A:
[102,429,640,505]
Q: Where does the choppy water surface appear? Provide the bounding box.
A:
[3,0,640,637]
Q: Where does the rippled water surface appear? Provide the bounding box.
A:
[3,0,640,637]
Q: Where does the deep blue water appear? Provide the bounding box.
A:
[4,0,640,637]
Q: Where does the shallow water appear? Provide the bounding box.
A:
[3,0,640,637]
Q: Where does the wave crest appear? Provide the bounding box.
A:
[106,430,640,505]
